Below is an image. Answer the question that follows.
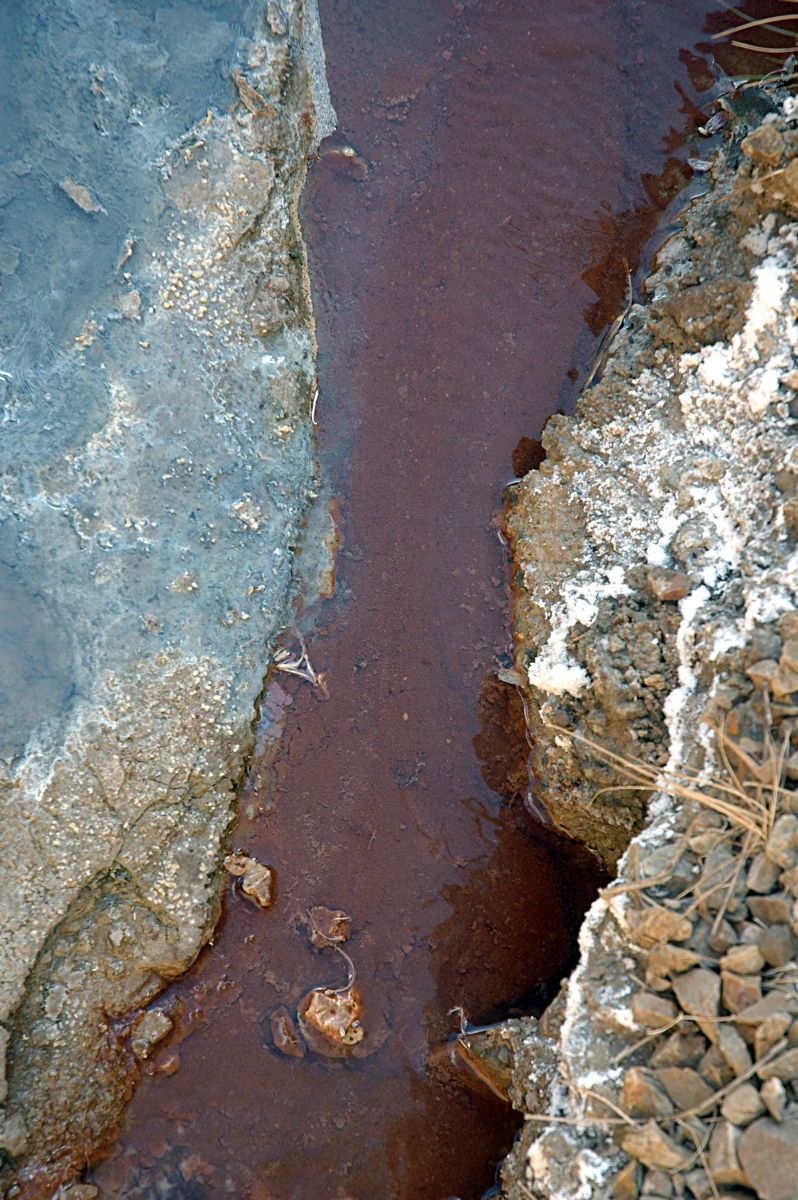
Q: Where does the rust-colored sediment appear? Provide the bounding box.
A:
[90,2,716,1197]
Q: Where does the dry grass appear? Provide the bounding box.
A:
[714,2,798,87]
[547,719,790,844]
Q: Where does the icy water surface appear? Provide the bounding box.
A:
[70,0,724,1196]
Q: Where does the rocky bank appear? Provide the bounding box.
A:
[502,95,798,1200]
[0,1,333,1194]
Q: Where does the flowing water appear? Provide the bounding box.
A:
[87,2,729,1197]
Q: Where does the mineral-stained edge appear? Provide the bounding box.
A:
[502,99,798,1199]
[0,2,334,1194]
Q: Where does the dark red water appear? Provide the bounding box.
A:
[88,2,724,1198]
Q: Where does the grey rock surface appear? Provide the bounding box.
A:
[0,0,333,1191]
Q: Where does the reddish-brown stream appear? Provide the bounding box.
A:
[91,2,722,1197]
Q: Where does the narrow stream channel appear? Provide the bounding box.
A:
[90,2,721,1197]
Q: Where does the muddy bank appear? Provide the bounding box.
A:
[0,1,332,1193]
[504,92,798,1199]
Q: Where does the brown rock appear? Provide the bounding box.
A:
[779,864,798,896]
[781,638,798,674]
[741,124,785,168]
[757,925,796,968]
[632,992,679,1030]
[747,659,781,691]
[738,1117,798,1199]
[708,919,738,954]
[720,1083,765,1127]
[223,852,274,907]
[682,1168,708,1198]
[130,1009,173,1061]
[766,816,798,870]
[772,663,798,699]
[648,567,692,601]
[307,906,351,947]
[749,895,792,925]
[270,1006,305,1059]
[613,1160,641,1200]
[748,854,781,895]
[672,969,720,1040]
[648,943,701,981]
[620,1121,691,1172]
[621,1068,675,1119]
[755,1013,792,1060]
[633,907,694,949]
[641,1169,672,1198]
[760,1078,787,1123]
[649,1030,707,1069]
[736,992,798,1034]
[722,972,762,1014]
[699,1044,735,1089]
[655,1067,714,1111]
[718,1025,753,1076]
[758,1048,798,1082]
[721,944,765,975]
[708,1121,748,1188]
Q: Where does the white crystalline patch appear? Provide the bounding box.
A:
[527,569,631,697]
[748,364,784,414]
[744,256,788,353]
[699,344,732,388]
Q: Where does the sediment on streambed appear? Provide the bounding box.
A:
[500,96,798,1200]
[0,2,334,1195]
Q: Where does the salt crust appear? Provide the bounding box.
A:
[522,190,798,1197]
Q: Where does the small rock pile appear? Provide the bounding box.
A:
[602,776,798,1200]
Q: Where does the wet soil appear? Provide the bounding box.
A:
[89,2,720,1198]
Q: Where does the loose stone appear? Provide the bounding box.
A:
[757,924,796,967]
[720,945,765,975]
[717,1025,753,1077]
[130,1010,173,1061]
[765,816,798,870]
[757,1047,798,1082]
[722,971,762,1013]
[649,1031,708,1069]
[647,567,692,602]
[654,1067,714,1110]
[620,1069,675,1119]
[747,854,781,894]
[640,1167,673,1196]
[699,1044,735,1089]
[738,1117,798,1200]
[612,1160,641,1200]
[720,1083,765,1126]
[671,968,720,1040]
[620,1121,691,1172]
[632,991,679,1030]
[741,124,786,168]
[760,1077,786,1122]
[632,907,694,948]
[748,895,792,925]
[648,943,701,980]
[708,1121,748,1188]
[754,1013,792,1060]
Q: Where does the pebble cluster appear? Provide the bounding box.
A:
[605,685,798,1200]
